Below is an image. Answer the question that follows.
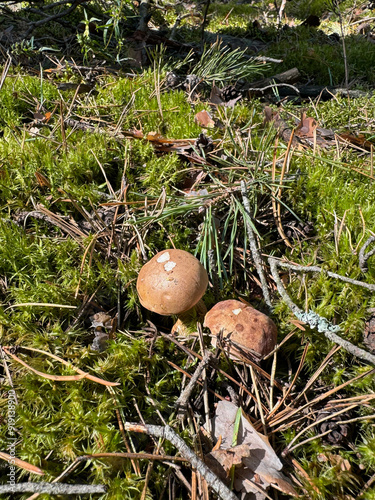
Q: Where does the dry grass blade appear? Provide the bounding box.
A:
[159,331,272,411]
[268,368,375,429]
[2,346,120,386]
[271,136,293,248]
[292,345,341,406]
[5,302,76,311]
[282,403,358,456]
[37,204,88,242]
[166,360,225,401]
[266,342,309,421]
[78,452,188,462]
[0,452,44,475]
[0,52,11,91]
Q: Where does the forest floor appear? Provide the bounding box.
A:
[1,1,375,499]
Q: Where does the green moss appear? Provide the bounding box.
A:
[1,4,375,498]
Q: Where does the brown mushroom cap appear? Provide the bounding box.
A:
[204,299,277,358]
[137,249,208,315]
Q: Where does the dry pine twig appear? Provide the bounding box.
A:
[268,257,375,365]
[124,422,238,500]
[0,483,106,495]
[2,346,120,386]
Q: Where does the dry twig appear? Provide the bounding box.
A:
[241,180,272,308]
[269,257,375,365]
[359,235,375,272]
[175,352,212,418]
[124,423,238,500]
[0,483,106,494]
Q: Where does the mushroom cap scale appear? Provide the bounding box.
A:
[137,249,208,315]
[204,299,277,358]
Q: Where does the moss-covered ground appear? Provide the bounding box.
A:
[1,0,375,498]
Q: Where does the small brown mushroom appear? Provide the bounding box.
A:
[137,249,208,318]
[204,299,277,359]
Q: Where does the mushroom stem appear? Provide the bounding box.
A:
[172,299,207,335]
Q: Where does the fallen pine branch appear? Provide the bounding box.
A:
[175,352,212,418]
[124,423,238,500]
[241,180,272,309]
[0,483,106,494]
[245,67,301,97]
[268,257,375,366]
[23,0,87,38]
[359,235,375,272]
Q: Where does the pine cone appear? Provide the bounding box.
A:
[166,72,183,89]
[195,133,214,154]
[221,85,243,103]
[285,220,314,241]
[316,409,352,445]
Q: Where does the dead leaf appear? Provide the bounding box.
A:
[33,112,45,121]
[364,311,375,353]
[35,172,51,188]
[295,111,317,139]
[338,133,374,151]
[210,443,251,476]
[195,110,215,128]
[212,434,222,452]
[209,84,224,106]
[209,400,298,498]
[317,452,351,471]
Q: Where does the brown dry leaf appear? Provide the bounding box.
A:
[210,84,224,106]
[128,128,144,139]
[33,111,46,121]
[295,112,317,139]
[318,452,351,471]
[0,452,44,475]
[338,133,374,151]
[212,434,222,452]
[263,106,279,125]
[364,311,375,353]
[194,110,215,128]
[35,172,51,188]
[210,400,298,498]
[210,444,251,476]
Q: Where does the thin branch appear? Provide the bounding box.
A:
[0,483,106,494]
[24,0,85,38]
[273,260,375,292]
[269,257,375,366]
[79,452,188,462]
[277,0,287,25]
[124,423,238,500]
[175,352,212,417]
[137,0,150,32]
[359,235,375,272]
[241,181,272,308]
[201,0,211,42]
